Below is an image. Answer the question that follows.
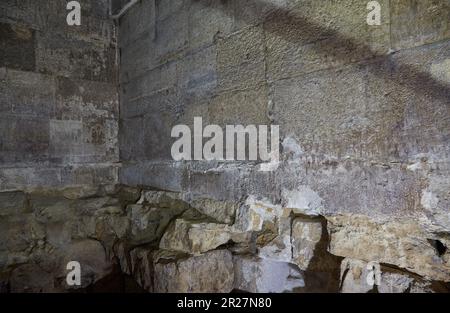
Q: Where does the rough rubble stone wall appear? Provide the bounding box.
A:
[117,0,450,292]
[0,0,119,191]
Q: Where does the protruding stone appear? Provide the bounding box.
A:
[62,186,99,200]
[159,219,231,255]
[0,191,27,216]
[328,215,450,282]
[233,256,305,293]
[127,204,186,245]
[291,217,323,270]
[154,249,234,293]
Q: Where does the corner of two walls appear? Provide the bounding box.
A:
[0,0,119,192]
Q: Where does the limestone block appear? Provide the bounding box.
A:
[217,26,266,91]
[0,191,27,216]
[154,249,234,293]
[264,0,390,81]
[127,204,186,245]
[292,217,323,270]
[60,239,113,290]
[188,0,234,50]
[328,215,450,282]
[390,0,450,50]
[159,219,232,255]
[189,198,237,224]
[233,256,305,293]
[0,23,35,71]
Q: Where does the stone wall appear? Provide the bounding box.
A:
[0,0,119,191]
[117,0,450,292]
[0,0,449,293]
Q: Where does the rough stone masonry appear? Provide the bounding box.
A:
[0,0,449,293]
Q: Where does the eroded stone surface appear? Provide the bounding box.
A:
[154,249,234,293]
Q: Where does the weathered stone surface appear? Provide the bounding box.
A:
[282,187,324,216]
[208,84,270,126]
[1,0,450,294]
[127,204,186,245]
[233,256,305,293]
[62,186,100,200]
[390,0,450,50]
[128,247,155,292]
[339,258,376,293]
[159,219,232,255]
[0,191,27,216]
[154,1,189,63]
[339,258,448,293]
[9,263,55,293]
[188,0,234,50]
[328,215,450,282]
[264,0,390,81]
[189,198,237,224]
[55,77,119,120]
[0,23,35,71]
[154,249,234,293]
[119,0,156,49]
[216,26,266,91]
[292,217,323,270]
[60,239,113,289]
[1,0,118,192]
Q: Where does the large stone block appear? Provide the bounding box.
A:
[264,0,390,81]
[188,0,234,50]
[160,219,232,255]
[35,32,116,82]
[1,0,114,42]
[121,59,178,102]
[120,161,186,192]
[269,62,369,159]
[178,45,217,103]
[119,0,156,48]
[327,215,450,282]
[0,191,27,216]
[154,249,234,292]
[391,0,450,50]
[0,23,35,71]
[154,2,188,63]
[0,116,49,165]
[233,256,305,293]
[127,204,186,245]
[49,119,84,162]
[55,77,118,120]
[216,26,266,91]
[0,69,55,118]
[119,116,145,162]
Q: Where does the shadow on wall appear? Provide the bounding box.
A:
[195,0,450,103]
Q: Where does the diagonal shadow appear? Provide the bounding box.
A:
[196,0,450,105]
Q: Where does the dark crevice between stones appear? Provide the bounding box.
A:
[298,215,344,293]
[428,239,447,257]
